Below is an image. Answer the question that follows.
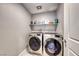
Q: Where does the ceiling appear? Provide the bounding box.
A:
[23,3,59,14]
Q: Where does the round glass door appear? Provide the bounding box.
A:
[45,38,61,56]
[29,37,41,51]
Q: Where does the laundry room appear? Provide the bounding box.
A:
[22,3,64,56]
[0,3,64,56]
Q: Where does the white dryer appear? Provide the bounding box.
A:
[27,32,43,55]
[43,33,63,56]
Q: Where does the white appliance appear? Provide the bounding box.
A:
[27,32,43,55]
[43,33,63,56]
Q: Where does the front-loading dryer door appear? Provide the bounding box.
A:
[29,36,41,51]
[45,38,61,56]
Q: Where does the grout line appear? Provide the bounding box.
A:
[68,48,78,56]
[69,37,79,43]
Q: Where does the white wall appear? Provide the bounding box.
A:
[0,4,31,55]
[67,3,79,56]
[56,4,64,35]
[69,4,79,41]
[64,4,70,56]
[64,3,79,56]
[31,12,57,31]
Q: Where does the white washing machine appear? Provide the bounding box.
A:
[27,32,43,55]
[43,33,63,56]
